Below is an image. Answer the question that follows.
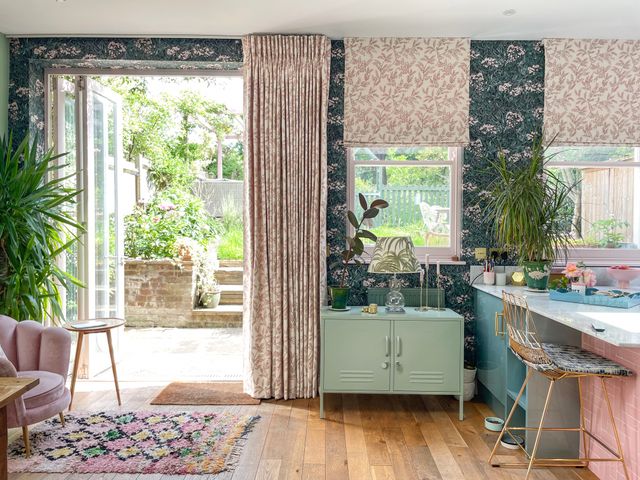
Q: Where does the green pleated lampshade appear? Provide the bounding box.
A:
[368,236,421,274]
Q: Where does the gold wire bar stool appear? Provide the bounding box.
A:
[488,291,632,480]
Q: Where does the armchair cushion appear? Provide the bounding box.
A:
[18,370,65,410]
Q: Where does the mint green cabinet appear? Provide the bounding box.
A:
[393,320,461,393]
[320,307,464,420]
[323,319,391,391]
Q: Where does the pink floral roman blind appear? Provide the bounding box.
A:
[344,37,470,147]
[544,39,640,146]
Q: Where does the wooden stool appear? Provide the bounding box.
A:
[64,318,125,409]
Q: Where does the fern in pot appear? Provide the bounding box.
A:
[484,136,577,290]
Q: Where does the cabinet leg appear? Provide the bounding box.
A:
[459,396,464,421]
[320,392,324,419]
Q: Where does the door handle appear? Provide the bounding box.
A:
[495,312,505,337]
[396,336,401,357]
[395,360,401,368]
[381,361,389,369]
[385,336,390,357]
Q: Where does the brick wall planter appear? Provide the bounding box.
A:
[125,258,197,327]
[125,258,242,328]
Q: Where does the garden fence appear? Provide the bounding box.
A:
[194,179,243,218]
[359,186,449,227]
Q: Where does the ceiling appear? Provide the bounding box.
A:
[1,0,639,40]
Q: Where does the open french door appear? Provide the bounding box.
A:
[51,75,125,377]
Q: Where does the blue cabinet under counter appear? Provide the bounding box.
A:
[474,287,581,458]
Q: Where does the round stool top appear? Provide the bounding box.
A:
[64,318,126,333]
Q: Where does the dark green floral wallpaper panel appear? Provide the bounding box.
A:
[326,40,544,361]
[8,37,243,146]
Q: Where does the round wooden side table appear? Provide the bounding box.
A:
[64,318,125,409]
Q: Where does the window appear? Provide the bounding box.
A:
[347,146,462,261]
[546,146,640,265]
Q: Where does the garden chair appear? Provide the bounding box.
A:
[419,202,450,245]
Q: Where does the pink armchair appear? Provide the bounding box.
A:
[0,315,71,457]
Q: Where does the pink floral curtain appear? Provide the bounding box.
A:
[544,39,640,146]
[344,37,470,147]
[242,34,330,399]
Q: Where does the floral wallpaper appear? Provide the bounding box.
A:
[8,37,544,362]
[8,37,242,149]
[326,40,544,361]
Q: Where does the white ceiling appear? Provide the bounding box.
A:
[1,0,640,40]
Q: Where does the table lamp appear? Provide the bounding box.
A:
[368,236,421,313]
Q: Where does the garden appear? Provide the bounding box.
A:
[100,75,244,308]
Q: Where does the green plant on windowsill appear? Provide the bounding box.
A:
[0,134,84,323]
[483,134,578,291]
[329,194,389,309]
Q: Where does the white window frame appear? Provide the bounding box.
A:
[546,147,640,266]
[347,147,463,263]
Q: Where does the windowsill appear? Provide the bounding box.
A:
[357,258,467,266]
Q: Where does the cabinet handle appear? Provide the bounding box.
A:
[381,361,389,369]
[395,360,401,368]
[396,336,401,357]
[385,336,390,357]
[495,312,506,337]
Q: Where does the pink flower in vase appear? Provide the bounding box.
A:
[562,263,583,279]
[583,269,597,287]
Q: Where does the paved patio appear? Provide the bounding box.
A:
[92,327,243,382]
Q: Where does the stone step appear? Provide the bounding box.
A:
[219,259,242,268]
[191,304,242,327]
[215,267,243,285]
[219,284,243,305]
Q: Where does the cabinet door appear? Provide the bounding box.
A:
[475,290,507,402]
[323,319,391,391]
[392,320,461,393]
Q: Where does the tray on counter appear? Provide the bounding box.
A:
[549,289,640,309]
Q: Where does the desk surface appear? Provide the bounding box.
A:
[474,284,640,348]
[0,377,39,409]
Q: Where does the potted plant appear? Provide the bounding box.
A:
[194,242,221,308]
[329,194,389,309]
[484,135,576,290]
[0,134,84,323]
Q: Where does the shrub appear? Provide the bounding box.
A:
[124,189,221,259]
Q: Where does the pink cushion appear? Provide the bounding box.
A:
[17,370,65,410]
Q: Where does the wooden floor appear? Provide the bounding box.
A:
[8,382,600,480]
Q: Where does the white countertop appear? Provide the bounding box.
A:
[473,284,640,348]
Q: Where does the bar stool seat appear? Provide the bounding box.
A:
[541,343,632,377]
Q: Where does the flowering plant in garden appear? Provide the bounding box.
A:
[124,189,221,260]
[562,262,597,287]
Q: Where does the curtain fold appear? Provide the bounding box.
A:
[344,37,470,147]
[544,38,640,146]
[242,34,330,400]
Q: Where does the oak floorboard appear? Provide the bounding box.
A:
[5,383,602,480]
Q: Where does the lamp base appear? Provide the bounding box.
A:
[386,306,406,314]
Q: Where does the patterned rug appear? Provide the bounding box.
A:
[8,411,260,474]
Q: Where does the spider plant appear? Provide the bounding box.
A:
[0,134,84,322]
[484,135,577,289]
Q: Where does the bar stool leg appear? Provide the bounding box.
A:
[526,378,556,480]
[600,377,630,480]
[577,376,590,468]
[489,368,532,465]
[106,330,122,406]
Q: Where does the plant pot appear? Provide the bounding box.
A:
[201,291,221,309]
[454,380,476,402]
[522,261,552,290]
[463,366,477,383]
[329,286,350,309]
